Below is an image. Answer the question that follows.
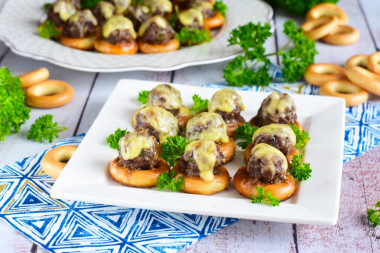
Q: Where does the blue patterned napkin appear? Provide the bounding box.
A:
[1,66,379,253]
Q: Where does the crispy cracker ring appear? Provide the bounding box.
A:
[345,54,368,69]
[94,40,138,55]
[368,52,380,74]
[304,63,346,86]
[233,166,295,201]
[109,157,170,188]
[18,67,49,89]
[173,162,230,195]
[320,78,368,107]
[346,65,380,97]
[219,138,236,164]
[322,25,359,45]
[301,16,339,40]
[139,39,180,54]
[61,36,96,50]
[25,80,74,108]
[204,11,225,29]
[226,115,245,138]
[41,145,77,179]
[306,3,348,24]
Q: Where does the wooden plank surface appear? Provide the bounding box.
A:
[360,0,380,50]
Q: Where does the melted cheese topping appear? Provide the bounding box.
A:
[184,139,217,182]
[178,8,204,26]
[262,92,296,118]
[179,105,192,118]
[148,84,182,110]
[102,15,136,39]
[144,0,172,13]
[132,105,178,143]
[192,1,213,12]
[119,132,155,161]
[69,10,98,26]
[113,0,131,14]
[53,0,76,22]
[99,2,115,20]
[139,16,170,37]
[208,88,245,114]
[252,124,296,146]
[186,112,229,143]
[249,143,287,176]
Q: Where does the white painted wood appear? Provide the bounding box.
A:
[0,221,35,253]
[360,0,380,50]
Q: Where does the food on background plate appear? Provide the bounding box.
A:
[92,1,116,25]
[191,0,225,29]
[47,0,77,30]
[109,131,170,187]
[208,88,245,137]
[42,145,78,179]
[185,112,236,163]
[173,139,230,195]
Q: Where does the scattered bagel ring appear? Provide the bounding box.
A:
[345,54,368,69]
[368,52,380,74]
[25,80,74,108]
[321,25,360,45]
[41,145,77,179]
[320,78,369,107]
[301,16,340,40]
[304,63,346,86]
[18,67,49,89]
[306,3,348,24]
[346,65,380,97]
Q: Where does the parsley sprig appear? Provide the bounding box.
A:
[289,154,312,181]
[138,90,149,104]
[252,186,279,206]
[157,171,184,192]
[106,128,130,150]
[38,21,60,39]
[0,67,31,141]
[213,1,227,17]
[27,114,66,143]
[175,27,211,46]
[289,123,310,151]
[234,123,258,149]
[191,94,209,114]
[80,0,101,9]
[223,20,317,87]
[161,136,189,167]
[367,201,380,228]
[265,0,339,15]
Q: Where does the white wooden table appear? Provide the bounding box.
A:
[1,0,380,252]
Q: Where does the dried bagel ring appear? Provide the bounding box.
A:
[345,54,368,69]
[368,52,380,74]
[25,80,74,108]
[18,67,50,89]
[301,16,340,40]
[306,3,348,24]
[320,78,368,107]
[322,25,360,45]
[346,65,380,97]
[304,63,346,86]
[41,145,77,179]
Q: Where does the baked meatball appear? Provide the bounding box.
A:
[63,10,98,38]
[139,16,176,45]
[247,143,288,184]
[92,1,116,25]
[47,0,77,27]
[143,0,172,17]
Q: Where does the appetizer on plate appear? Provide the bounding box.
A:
[192,0,225,29]
[47,0,77,30]
[109,131,170,187]
[92,1,116,25]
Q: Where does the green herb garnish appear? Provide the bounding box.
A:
[161,136,189,167]
[251,186,279,206]
[138,90,149,104]
[38,20,60,39]
[234,123,258,149]
[106,128,130,150]
[264,0,339,15]
[289,154,312,181]
[213,1,227,17]
[288,123,310,151]
[80,0,101,9]
[191,94,209,114]
[368,201,380,228]
[157,171,184,192]
[27,114,66,143]
[175,27,211,46]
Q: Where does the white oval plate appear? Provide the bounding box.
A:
[0,0,273,72]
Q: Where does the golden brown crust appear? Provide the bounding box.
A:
[173,162,230,195]
[19,68,50,89]
[301,16,339,40]
[233,166,295,201]
[368,52,380,74]
[94,40,139,55]
[41,145,78,179]
[304,63,346,86]
[139,39,180,54]
[204,11,224,29]
[109,157,170,188]
[306,3,348,24]
[220,138,236,163]
[226,115,245,138]
[61,36,96,50]
[321,25,359,45]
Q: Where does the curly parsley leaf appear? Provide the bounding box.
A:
[27,114,66,143]
[80,0,101,9]
[157,170,184,192]
[38,20,61,39]
[191,94,209,114]
[44,3,52,11]
[252,186,279,206]
[367,201,380,228]
[265,0,339,15]
[288,123,310,151]
[161,136,189,167]
[175,27,211,46]
[223,20,317,87]
[106,128,130,150]
[234,123,258,149]
[213,1,227,16]
[0,67,31,141]
[289,154,312,181]
[138,90,149,104]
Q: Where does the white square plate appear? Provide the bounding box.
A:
[51,80,345,225]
